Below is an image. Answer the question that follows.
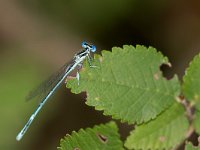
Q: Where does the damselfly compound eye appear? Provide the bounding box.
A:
[81,41,87,49]
[91,45,96,52]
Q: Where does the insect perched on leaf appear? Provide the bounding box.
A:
[16,42,96,141]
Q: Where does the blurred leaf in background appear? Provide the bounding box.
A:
[0,50,43,149]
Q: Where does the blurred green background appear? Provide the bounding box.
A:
[0,0,200,149]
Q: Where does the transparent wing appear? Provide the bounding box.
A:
[26,60,75,101]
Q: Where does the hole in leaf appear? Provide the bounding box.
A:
[96,132,108,143]
[186,132,199,147]
[74,148,80,150]
[159,63,174,80]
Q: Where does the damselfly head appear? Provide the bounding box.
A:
[81,41,96,52]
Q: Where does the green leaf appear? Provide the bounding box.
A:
[193,102,200,134]
[185,142,200,150]
[58,121,123,150]
[183,53,200,102]
[125,102,189,150]
[67,45,180,124]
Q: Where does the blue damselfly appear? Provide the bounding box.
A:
[16,42,96,141]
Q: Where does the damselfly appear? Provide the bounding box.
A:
[16,42,96,141]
